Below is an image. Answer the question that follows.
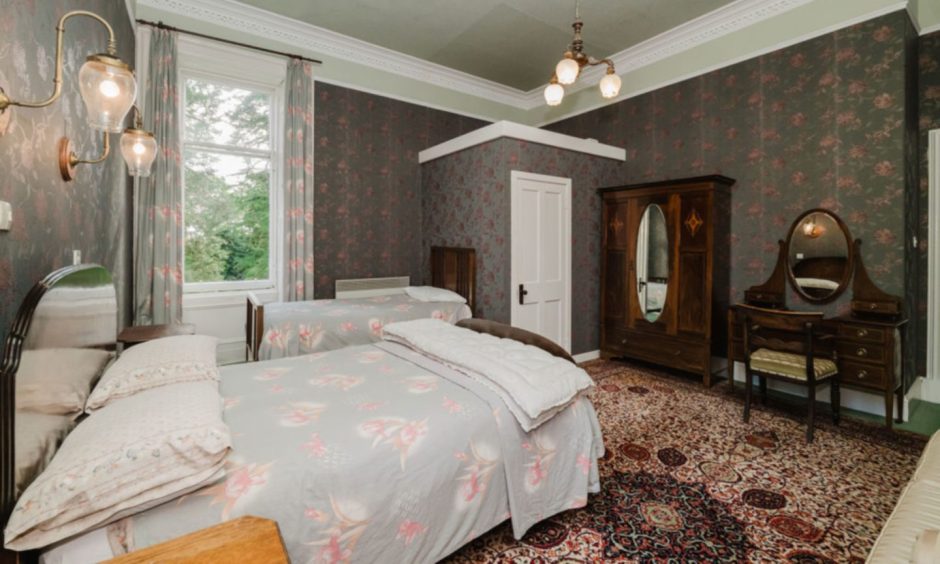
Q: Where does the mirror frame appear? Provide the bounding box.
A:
[784,208,855,304]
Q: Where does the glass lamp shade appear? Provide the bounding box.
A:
[555,57,580,85]
[544,82,565,106]
[120,128,158,177]
[79,54,137,133]
[599,72,622,99]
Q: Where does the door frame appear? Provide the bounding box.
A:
[926,129,940,400]
[509,170,573,352]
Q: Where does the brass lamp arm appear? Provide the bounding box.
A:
[0,10,118,111]
[59,132,110,180]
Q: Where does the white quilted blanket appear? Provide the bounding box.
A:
[382,319,594,431]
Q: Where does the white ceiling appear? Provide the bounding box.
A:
[232,0,736,90]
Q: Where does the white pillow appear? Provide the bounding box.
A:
[16,348,113,417]
[4,381,231,551]
[405,286,467,304]
[85,335,219,412]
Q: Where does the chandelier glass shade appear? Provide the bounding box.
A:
[544,1,622,106]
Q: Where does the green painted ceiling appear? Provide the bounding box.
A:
[233,0,736,91]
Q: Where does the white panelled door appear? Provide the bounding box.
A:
[510,171,572,352]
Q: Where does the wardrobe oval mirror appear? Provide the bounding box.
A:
[786,209,854,303]
[636,203,669,322]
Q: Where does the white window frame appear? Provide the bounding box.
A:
[176,34,287,301]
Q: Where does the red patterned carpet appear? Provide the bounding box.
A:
[447,360,926,563]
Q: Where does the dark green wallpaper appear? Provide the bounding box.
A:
[546,11,923,381]
[0,1,135,349]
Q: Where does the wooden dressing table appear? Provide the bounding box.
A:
[727,216,906,429]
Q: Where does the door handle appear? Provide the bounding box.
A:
[519,284,528,305]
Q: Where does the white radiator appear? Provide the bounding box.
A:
[335,276,410,299]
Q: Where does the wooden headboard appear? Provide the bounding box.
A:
[430,246,476,314]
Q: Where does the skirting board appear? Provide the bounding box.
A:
[217,339,247,366]
[574,350,601,363]
[583,353,909,421]
[908,376,940,404]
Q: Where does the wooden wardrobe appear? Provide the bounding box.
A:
[598,176,733,386]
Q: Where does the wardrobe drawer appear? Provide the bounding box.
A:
[839,361,887,389]
[837,324,885,344]
[837,342,886,364]
[624,333,708,373]
[603,326,630,352]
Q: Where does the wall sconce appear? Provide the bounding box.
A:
[0,10,156,180]
[120,107,158,177]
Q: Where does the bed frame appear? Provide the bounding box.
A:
[245,246,476,362]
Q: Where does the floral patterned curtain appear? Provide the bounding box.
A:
[284,59,315,300]
[134,29,183,324]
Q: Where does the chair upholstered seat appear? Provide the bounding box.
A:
[750,348,838,380]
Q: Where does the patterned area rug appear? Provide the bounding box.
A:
[447,360,926,563]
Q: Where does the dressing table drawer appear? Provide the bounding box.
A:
[837,342,886,364]
[837,324,885,344]
[840,361,887,389]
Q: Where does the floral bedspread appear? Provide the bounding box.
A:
[112,342,604,563]
[258,294,472,360]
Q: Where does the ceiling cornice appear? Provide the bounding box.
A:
[138,0,914,119]
[136,0,531,108]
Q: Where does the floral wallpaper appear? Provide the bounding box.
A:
[313,82,486,298]
[917,31,940,377]
[422,138,622,354]
[0,1,134,348]
[546,12,920,375]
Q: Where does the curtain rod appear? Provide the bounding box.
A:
[136,19,323,65]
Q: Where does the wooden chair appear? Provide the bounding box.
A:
[739,305,839,442]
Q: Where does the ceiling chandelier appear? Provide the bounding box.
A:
[545,0,622,106]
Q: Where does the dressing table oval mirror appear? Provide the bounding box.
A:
[635,203,669,322]
[785,208,854,303]
[1,264,117,527]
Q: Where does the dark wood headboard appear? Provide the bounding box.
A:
[430,246,476,314]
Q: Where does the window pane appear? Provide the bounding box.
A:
[184,78,270,150]
[184,150,270,283]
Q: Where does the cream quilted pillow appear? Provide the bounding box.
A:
[4,381,231,551]
[85,335,219,412]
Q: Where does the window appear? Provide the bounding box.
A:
[181,76,277,292]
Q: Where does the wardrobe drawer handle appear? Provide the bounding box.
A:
[856,347,868,357]
[621,339,627,344]
[857,370,868,379]
[673,350,682,356]
[869,303,878,310]
[856,329,868,338]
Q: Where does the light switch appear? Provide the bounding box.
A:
[72,250,82,265]
[0,201,11,231]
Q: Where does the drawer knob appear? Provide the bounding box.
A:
[673,350,682,356]
[621,339,627,344]
[857,329,868,338]
[856,347,868,357]
[869,303,878,310]
[858,370,868,379]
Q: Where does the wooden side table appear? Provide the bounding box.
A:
[118,323,196,351]
[106,516,288,563]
